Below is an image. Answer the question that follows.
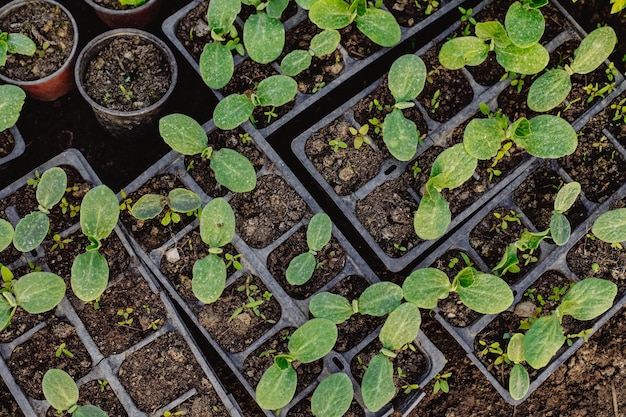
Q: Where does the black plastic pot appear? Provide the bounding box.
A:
[0,126,26,167]
[74,28,178,138]
[84,0,163,28]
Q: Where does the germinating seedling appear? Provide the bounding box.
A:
[527,26,617,112]
[439,1,549,75]
[590,206,626,245]
[285,213,332,285]
[280,29,341,77]
[130,187,202,226]
[0,84,26,132]
[42,369,109,416]
[159,113,257,192]
[0,29,36,67]
[309,372,354,417]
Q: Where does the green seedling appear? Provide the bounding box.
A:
[492,210,522,232]
[255,318,338,411]
[117,307,134,326]
[439,1,549,75]
[329,137,347,152]
[349,124,372,150]
[229,276,275,323]
[119,0,146,5]
[0,29,36,67]
[280,29,341,77]
[0,85,26,132]
[212,75,298,130]
[609,0,626,13]
[527,26,617,112]
[225,252,243,270]
[307,0,400,48]
[310,373,354,417]
[591,206,626,244]
[59,197,80,218]
[159,114,257,193]
[51,234,72,251]
[55,342,74,358]
[97,379,108,392]
[130,188,202,226]
[433,371,452,394]
[415,0,439,15]
[42,369,109,416]
[458,6,476,35]
[286,213,333,285]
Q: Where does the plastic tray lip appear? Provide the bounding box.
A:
[0,125,26,167]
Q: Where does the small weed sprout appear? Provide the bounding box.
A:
[117,307,134,326]
[285,213,333,286]
[349,124,372,149]
[97,379,108,392]
[433,372,452,394]
[55,343,74,358]
[329,137,348,152]
[51,234,72,251]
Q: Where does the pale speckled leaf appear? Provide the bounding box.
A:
[42,369,79,411]
[0,218,14,252]
[285,252,316,285]
[200,42,234,89]
[280,50,312,76]
[256,75,298,107]
[554,181,581,213]
[383,108,420,161]
[71,250,109,302]
[513,115,577,158]
[309,292,353,323]
[244,12,285,64]
[210,148,257,192]
[463,117,506,160]
[362,354,395,412]
[37,167,67,211]
[527,69,572,112]
[558,278,617,320]
[159,113,208,155]
[571,26,617,74]
[388,54,426,103]
[256,364,297,410]
[438,37,489,70]
[309,0,352,29]
[355,8,401,47]
[213,94,254,130]
[505,2,545,48]
[289,318,337,363]
[0,84,26,131]
[509,363,530,401]
[310,29,341,56]
[413,185,450,240]
[81,185,119,241]
[14,272,65,314]
[358,281,403,316]
[592,208,626,243]
[379,302,421,350]
[13,211,49,252]
[168,188,202,213]
[523,313,564,369]
[402,267,451,309]
[199,197,235,248]
[456,268,513,314]
[495,43,549,74]
[311,373,353,417]
[192,253,227,304]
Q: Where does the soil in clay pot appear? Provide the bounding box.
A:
[45,379,127,417]
[0,376,25,417]
[0,1,75,82]
[118,331,231,415]
[90,0,154,11]
[0,130,16,159]
[82,34,172,112]
[267,227,347,300]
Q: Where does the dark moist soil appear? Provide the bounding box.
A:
[469,206,541,284]
[160,380,232,417]
[184,127,267,198]
[383,0,438,27]
[230,174,308,249]
[338,22,381,60]
[0,0,74,81]
[82,34,172,112]
[0,130,15,158]
[118,331,230,414]
[558,111,626,204]
[288,396,365,417]
[0,376,25,417]
[8,316,93,400]
[195,273,282,353]
[267,227,347,299]
[91,0,153,11]
[119,173,197,251]
[513,162,588,231]
[429,249,482,328]
[241,327,323,391]
[45,379,128,417]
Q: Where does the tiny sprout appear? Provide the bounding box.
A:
[264,107,278,123]
[430,89,441,113]
[119,190,133,212]
[591,263,600,273]
[349,124,372,149]
[312,81,326,93]
[433,371,452,394]
[55,342,74,358]
[259,349,276,358]
[59,197,80,218]
[119,84,133,101]
[239,132,252,144]
[117,307,134,326]
[163,410,184,417]
[329,137,347,152]
[27,170,41,188]
[225,252,243,270]
[51,234,72,251]
[97,379,108,392]
[393,243,407,252]
[411,161,422,177]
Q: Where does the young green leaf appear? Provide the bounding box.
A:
[495,43,549,74]
[281,50,313,77]
[592,208,626,243]
[549,212,571,246]
[42,369,79,412]
[200,42,234,89]
[492,243,520,277]
[288,318,338,363]
[81,185,119,242]
[285,252,316,285]
[309,292,353,324]
[72,405,110,417]
[355,8,401,47]
[6,33,36,57]
[358,281,403,316]
[554,181,581,213]
[256,364,297,410]
[71,250,109,302]
[379,302,421,350]
[402,267,451,309]
[206,0,241,34]
[168,188,202,213]
[192,253,227,304]
[267,0,289,19]
[507,333,526,363]
[523,313,565,369]
[296,0,318,9]
[307,213,333,251]
[14,271,65,314]
[428,144,478,190]
[199,198,235,248]
[0,84,26,131]
[388,55,426,103]
[244,12,285,64]
[361,353,395,412]
[309,0,352,30]
[210,148,257,193]
[454,268,514,314]
[558,278,617,320]
[438,37,489,70]
[131,194,165,220]
[213,94,254,130]
[382,108,420,161]
[475,21,510,47]
[513,115,577,158]
[504,1,545,48]
[159,113,208,155]
[463,118,506,160]
[310,29,341,57]
[0,296,14,331]
[0,218,14,252]
[311,373,354,417]
[527,69,572,112]
[13,211,49,252]
[570,26,617,75]
[509,363,530,401]
[37,167,67,212]
[414,185,451,240]
[256,75,298,107]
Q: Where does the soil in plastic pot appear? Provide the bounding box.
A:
[0,130,16,159]
[0,377,25,417]
[45,379,127,417]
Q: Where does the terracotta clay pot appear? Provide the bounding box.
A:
[84,0,163,29]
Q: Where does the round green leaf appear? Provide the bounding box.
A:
[200,42,234,89]
[355,8,401,47]
[527,69,572,112]
[310,29,341,57]
[514,115,577,158]
[207,0,240,33]
[281,50,312,77]
[0,218,14,252]
[168,188,202,213]
[558,278,617,320]
[379,302,421,351]
[509,363,530,401]
[413,186,451,240]
[267,0,289,19]
[570,26,617,75]
[192,253,227,304]
[495,43,549,74]
[382,108,420,161]
[592,208,626,243]
[523,313,564,369]
[13,211,49,252]
[402,267,451,309]
[554,181,581,213]
[309,0,352,29]
[456,269,513,314]
[130,194,165,220]
[255,364,297,410]
[429,143,478,190]
[438,37,489,70]
[307,213,332,251]
[549,212,571,246]
[475,21,510,47]
[210,148,257,192]
[463,118,506,160]
[71,251,109,302]
[507,333,526,363]
[213,94,254,130]
[244,12,285,64]
[159,113,208,155]
[309,292,353,324]
[311,373,354,417]
[362,353,395,412]
[505,1,545,48]
[81,185,120,241]
[256,75,298,107]
[0,84,26,131]
[6,33,36,56]
[288,318,337,363]
[358,281,403,316]
[73,405,110,417]
[199,197,235,248]
[285,252,316,285]
[296,0,317,9]
[388,54,426,103]
[37,167,67,211]
[14,271,65,314]
[42,369,79,412]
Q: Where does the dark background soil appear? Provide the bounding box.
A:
[2,0,626,416]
